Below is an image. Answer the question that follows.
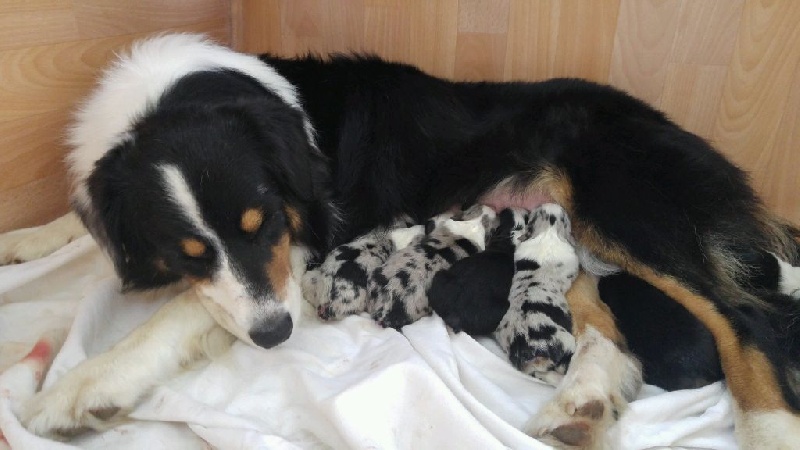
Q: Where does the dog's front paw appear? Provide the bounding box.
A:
[0,214,85,265]
[20,357,148,438]
[0,229,64,265]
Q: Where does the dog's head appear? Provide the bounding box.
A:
[76,98,334,349]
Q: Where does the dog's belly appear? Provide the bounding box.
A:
[478,188,555,212]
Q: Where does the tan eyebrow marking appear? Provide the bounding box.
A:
[284,205,303,234]
[241,208,264,233]
[265,232,292,298]
[181,238,206,257]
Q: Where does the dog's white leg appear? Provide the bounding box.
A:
[525,326,641,449]
[525,271,642,449]
[734,408,800,450]
[20,289,234,438]
[0,213,87,265]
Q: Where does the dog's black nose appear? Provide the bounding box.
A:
[249,314,293,349]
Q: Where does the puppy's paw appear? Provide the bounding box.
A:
[496,307,575,385]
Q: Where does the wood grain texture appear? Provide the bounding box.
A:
[234,0,799,225]
[2,1,797,232]
[0,1,230,232]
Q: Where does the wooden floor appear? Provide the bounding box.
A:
[233,0,800,225]
[0,1,797,232]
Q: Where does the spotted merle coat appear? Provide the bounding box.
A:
[302,217,420,320]
[428,208,528,335]
[369,206,497,329]
[495,203,579,386]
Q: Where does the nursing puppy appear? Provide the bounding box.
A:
[1,35,799,448]
[369,206,497,329]
[302,216,420,320]
[495,204,579,386]
[429,208,527,335]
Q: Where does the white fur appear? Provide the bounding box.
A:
[526,326,642,450]
[516,227,579,273]
[775,255,800,298]
[734,408,800,450]
[0,213,87,264]
[389,225,424,250]
[577,245,620,277]
[67,33,316,211]
[442,213,493,251]
[21,290,235,437]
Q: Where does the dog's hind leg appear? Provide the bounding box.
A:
[20,289,234,439]
[622,262,800,449]
[525,270,642,449]
[0,213,87,265]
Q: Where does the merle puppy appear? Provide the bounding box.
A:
[429,208,528,335]
[495,204,579,386]
[369,206,497,329]
[302,216,421,320]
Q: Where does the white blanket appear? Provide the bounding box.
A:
[0,237,737,449]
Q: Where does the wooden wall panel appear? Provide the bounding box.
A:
[2,1,796,232]
[233,0,799,224]
[0,1,230,232]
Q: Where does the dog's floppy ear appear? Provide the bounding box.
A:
[241,100,339,252]
[241,101,319,204]
[82,142,179,290]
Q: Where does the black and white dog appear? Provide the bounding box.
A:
[2,34,800,448]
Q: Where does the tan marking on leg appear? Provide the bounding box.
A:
[180,238,206,258]
[629,265,788,412]
[572,222,790,412]
[565,270,626,348]
[266,232,292,298]
[241,208,264,234]
[284,205,303,234]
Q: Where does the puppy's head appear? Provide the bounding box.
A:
[78,100,333,349]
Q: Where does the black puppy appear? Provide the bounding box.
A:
[429,208,527,335]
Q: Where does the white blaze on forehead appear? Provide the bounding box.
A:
[159,164,291,339]
[67,33,316,210]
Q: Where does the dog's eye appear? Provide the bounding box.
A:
[240,207,265,236]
